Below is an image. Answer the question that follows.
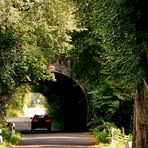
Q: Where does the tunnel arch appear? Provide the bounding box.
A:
[35,72,88,132]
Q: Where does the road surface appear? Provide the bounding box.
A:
[7,117,99,148]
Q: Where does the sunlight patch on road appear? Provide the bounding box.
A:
[22,136,95,140]
[12,144,100,147]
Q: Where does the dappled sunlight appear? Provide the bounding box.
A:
[11,132,100,148]
[22,136,94,140]
[12,133,100,148]
[12,145,100,148]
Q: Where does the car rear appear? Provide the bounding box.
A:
[31,115,51,132]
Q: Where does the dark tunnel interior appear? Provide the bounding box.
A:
[36,72,88,132]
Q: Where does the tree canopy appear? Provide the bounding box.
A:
[72,0,148,100]
[0,0,148,147]
[0,0,79,89]
[73,0,148,147]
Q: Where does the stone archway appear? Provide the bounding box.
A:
[37,72,88,132]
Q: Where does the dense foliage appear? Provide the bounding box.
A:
[0,0,148,147]
[73,0,148,146]
[0,0,80,118]
[0,0,79,89]
[73,0,147,97]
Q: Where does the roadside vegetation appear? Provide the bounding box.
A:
[0,120,22,147]
[87,90,133,146]
[90,122,132,147]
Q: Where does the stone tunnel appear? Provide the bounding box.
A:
[35,63,88,132]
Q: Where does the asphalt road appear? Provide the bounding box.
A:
[7,117,99,148]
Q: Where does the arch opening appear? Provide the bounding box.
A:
[34,72,88,132]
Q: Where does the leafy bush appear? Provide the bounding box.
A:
[0,120,22,147]
[90,121,114,143]
[2,128,11,141]
[90,120,132,144]
[10,132,22,145]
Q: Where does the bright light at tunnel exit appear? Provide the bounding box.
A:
[22,93,48,117]
[23,106,46,117]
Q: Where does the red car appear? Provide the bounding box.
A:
[31,115,51,132]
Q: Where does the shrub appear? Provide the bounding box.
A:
[90,121,114,143]
[90,120,132,144]
[10,132,22,145]
[0,119,22,147]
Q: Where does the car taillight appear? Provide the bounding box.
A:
[32,119,38,122]
[45,119,51,122]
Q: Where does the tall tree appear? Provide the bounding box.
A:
[0,0,79,118]
[74,0,148,147]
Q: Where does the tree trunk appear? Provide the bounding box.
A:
[132,83,148,148]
